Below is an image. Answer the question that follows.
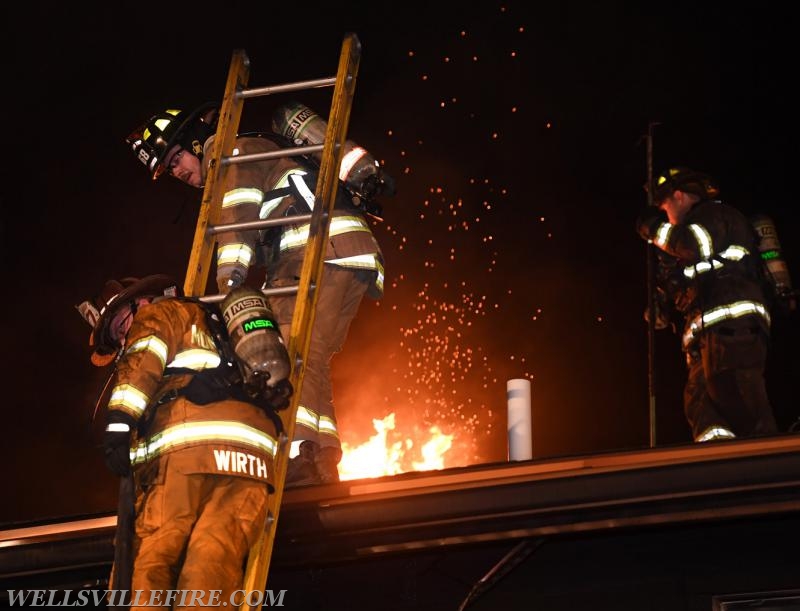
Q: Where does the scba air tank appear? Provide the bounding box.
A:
[221,287,290,388]
[751,213,794,299]
[271,101,395,204]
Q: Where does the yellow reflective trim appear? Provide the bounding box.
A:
[683,244,750,278]
[339,147,368,181]
[279,226,309,250]
[259,170,308,219]
[376,266,385,292]
[272,169,304,189]
[222,187,264,208]
[331,216,371,234]
[167,349,221,371]
[326,253,378,269]
[295,405,319,430]
[108,383,150,417]
[125,335,168,369]
[682,301,770,347]
[683,259,721,279]
[295,407,341,440]
[325,254,384,292]
[705,301,763,325]
[319,415,340,439]
[654,222,673,248]
[280,216,371,251]
[719,245,749,260]
[260,198,284,219]
[688,223,713,258]
[131,420,278,464]
[696,426,736,442]
[217,243,254,266]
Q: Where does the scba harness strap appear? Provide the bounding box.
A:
[156,299,286,436]
[239,130,367,213]
[257,167,363,269]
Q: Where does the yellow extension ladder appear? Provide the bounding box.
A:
[182,34,362,611]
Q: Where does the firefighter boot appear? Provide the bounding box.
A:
[315,446,342,484]
[285,441,320,487]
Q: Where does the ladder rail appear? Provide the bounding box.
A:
[183,50,250,299]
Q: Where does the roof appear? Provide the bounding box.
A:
[2,436,798,581]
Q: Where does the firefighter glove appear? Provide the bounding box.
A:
[216,268,245,294]
[643,303,671,331]
[643,288,672,331]
[103,412,134,477]
[635,207,668,242]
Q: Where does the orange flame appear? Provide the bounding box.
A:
[339,412,454,481]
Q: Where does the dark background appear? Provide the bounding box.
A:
[2,1,796,524]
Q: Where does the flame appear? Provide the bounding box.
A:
[339,412,454,481]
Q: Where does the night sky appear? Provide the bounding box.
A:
[3,2,797,524]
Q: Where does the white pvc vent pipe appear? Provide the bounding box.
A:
[507,378,532,461]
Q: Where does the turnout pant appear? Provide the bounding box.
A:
[268,265,370,451]
[684,319,777,441]
[128,457,269,610]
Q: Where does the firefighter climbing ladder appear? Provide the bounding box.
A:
[183,34,362,611]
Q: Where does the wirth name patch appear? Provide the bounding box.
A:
[213,449,268,479]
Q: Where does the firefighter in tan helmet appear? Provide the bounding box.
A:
[78,274,283,608]
[636,167,778,442]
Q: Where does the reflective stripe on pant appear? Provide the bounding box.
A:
[268,265,370,451]
[129,463,269,610]
[684,320,777,441]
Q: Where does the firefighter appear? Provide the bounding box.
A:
[636,167,778,442]
[126,105,386,484]
[77,275,281,608]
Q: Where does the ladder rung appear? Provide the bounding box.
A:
[238,77,337,99]
[198,283,308,304]
[222,144,325,167]
[209,214,314,235]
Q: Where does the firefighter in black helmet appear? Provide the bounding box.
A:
[636,167,778,442]
[126,102,387,485]
[127,104,218,184]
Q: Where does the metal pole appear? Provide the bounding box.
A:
[109,475,134,611]
[645,121,659,448]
